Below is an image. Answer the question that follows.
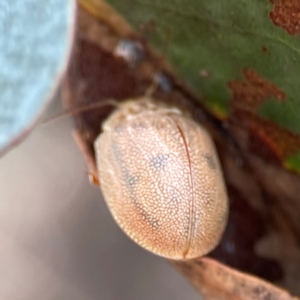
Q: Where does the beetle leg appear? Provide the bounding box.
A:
[72,130,100,187]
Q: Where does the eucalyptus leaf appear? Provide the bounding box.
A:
[106,0,300,129]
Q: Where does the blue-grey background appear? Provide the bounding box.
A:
[0,0,74,154]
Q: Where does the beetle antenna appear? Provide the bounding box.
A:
[42,99,118,125]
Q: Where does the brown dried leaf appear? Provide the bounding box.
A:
[173,257,299,300]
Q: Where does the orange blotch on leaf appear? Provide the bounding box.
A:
[269,0,300,35]
[228,68,286,111]
[227,69,300,166]
[248,115,300,164]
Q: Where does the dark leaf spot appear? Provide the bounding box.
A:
[261,46,271,55]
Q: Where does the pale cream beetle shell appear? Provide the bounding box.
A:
[94,98,228,260]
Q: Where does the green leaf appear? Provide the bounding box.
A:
[106,0,300,132]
